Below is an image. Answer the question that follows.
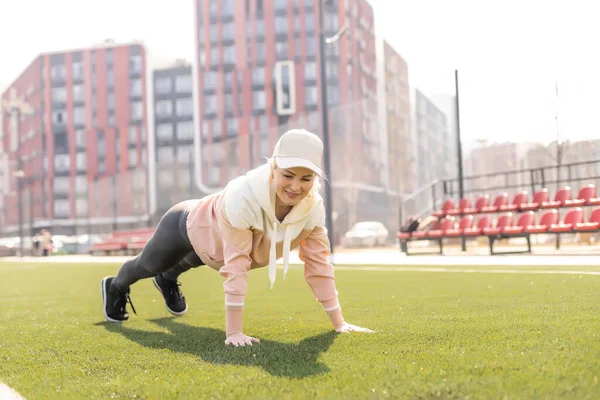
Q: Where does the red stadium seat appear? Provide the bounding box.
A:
[483,214,513,236]
[525,210,558,233]
[481,193,509,213]
[445,215,474,237]
[503,211,535,235]
[549,208,583,233]
[576,208,600,231]
[541,186,572,209]
[520,189,549,211]
[432,199,455,217]
[447,198,471,215]
[565,184,597,207]
[463,215,492,236]
[463,194,490,214]
[427,217,456,238]
[500,191,528,212]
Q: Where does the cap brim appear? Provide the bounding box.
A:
[275,157,324,176]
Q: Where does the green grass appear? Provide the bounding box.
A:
[1,261,599,399]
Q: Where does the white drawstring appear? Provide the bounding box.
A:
[283,226,292,280]
[269,221,277,289]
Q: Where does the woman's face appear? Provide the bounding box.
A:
[272,166,316,207]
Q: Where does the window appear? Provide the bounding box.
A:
[53,176,70,193]
[252,91,266,111]
[204,71,217,89]
[54,199,70,218]
[275,42,287,59]
[73,107,85,125]
[210,48,220,66]
[75,152,86,172]
[75,129,86,148]
[130,79,142,97]
[73,85,84,102]
[274,0,287,10]
[51,65,66,81]
[256,42,265,62]
[224,93,233,110]
[157,147,174,163]
[305,86,318,106]
[128,149,138,167]
[155,77,172,94]
[304,62,317,80]
[222,22,235,41]
[176,98,193,117]
[275,16,287,34]
[54,154,70,173]
[52,87,66,103]
[130,101,143,120]
[177,121,194,140]
[76,198,88,217]
[130,55,142,74]
[252,68,265,85]
[155,100,172,117]
[306,37,316,56]
[175,75,192,93]
[128,125,138,144]
[75,175,88,193]
[204,95,217,114]
[72,62,83,80]
[223,46,236,64]
[98,138,106,157]
[306,12,315,32]
[259,134,270,157]
[178,145,193,163]
[156,124,173,141]
[52,110,67,125]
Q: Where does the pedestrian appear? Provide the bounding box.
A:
[40,229,52,257]
[101,129,373,346]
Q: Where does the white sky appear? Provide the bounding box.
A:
[1,0,598,144]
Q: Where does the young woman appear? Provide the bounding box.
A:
[101,129,373,346]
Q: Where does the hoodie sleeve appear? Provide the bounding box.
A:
[298,203,344,328]
[217,188,255,314]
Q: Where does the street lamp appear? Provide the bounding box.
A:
[1,88,33,257]
[318,0,349,255]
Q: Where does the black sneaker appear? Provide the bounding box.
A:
[152,274,188,316]
[101,276,137,322]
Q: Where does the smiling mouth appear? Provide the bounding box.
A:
[285,191,300,198]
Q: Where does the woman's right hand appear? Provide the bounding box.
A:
[225,332,260,347]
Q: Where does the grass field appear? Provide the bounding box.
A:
[1,261,599,399]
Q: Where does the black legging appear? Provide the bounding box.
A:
[112,200,204,292]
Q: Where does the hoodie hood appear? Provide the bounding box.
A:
[245,163,321,287]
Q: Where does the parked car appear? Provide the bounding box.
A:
[342,221,389,248]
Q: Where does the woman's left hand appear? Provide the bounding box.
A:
[335,321,375,334]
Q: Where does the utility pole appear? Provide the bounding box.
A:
[318,0,349,254]
[1,88,33,257]
[455,70,466,251]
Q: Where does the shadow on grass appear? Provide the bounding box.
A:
[96,317,337,378]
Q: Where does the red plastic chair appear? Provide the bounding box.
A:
[463,215,491,236]
[432,199,455,217]
[483,214,513,236]
[564,184,599,207]
[503,211,535,235]
[463,195,490,214]
[481,193,509,213]
[576,208,600,231]
[549,208,584,233]
[520,189,549,211]
[541,186,572,209]
[500,191,528,212]
[411,221,440,239]
[445,215,474,237]
[447,198,472,215]
[427,217,456,238]
[525,210,558,233]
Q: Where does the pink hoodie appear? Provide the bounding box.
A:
[186,163,342,336]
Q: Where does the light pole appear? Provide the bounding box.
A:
[318,0,349,254]
[1,89,33,257]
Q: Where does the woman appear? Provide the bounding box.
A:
[101,129,373,347]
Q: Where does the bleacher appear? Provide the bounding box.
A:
[398,184,600,255]
[88,228,155,256]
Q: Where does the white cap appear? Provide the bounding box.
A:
[272,129,324,176]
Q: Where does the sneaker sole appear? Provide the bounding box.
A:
[152,276,188,316]
[101,276,128,323]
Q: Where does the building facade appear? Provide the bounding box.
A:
[0,42,151,236]
[412,89,449,188]
[153,61,197,214]
[193,0,379,245]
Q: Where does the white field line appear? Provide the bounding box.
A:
[0,383,25,400]
[331,265,600,275]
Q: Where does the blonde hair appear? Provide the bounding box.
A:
[267,157,324,194]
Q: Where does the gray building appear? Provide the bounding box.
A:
[412,89,450,188]
[153,60,197,214]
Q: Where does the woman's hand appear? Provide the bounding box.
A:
[224,332,260,347]
[335,321,375,334]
